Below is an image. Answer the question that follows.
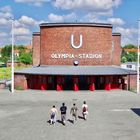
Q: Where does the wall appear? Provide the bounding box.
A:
[14,74,28,90]
[129,74,137,90]
[33,33,40,66]
[112,35,121,66]
[40,26,114,66]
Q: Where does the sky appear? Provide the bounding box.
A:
[0,0,139,47]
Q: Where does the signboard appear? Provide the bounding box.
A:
[50,34,103,59]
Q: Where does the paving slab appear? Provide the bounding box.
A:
[0,89,140,140]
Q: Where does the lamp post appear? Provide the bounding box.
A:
[137,19,140,94]
[11,18,14,93]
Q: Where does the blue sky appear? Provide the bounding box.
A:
[0,0,139,47]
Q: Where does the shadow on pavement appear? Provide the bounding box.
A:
[47,120,51,124]
[131,108,140,116]
[57,119,63,125]
[67,119,74,124]
[78,115,84,120]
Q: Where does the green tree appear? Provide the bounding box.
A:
[121,56,127,63]
[19,52,32,65]
[123,44,137,49]
[1,45,12,63]
[121,44,138,63]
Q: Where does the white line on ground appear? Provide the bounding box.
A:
[109,109,131,112]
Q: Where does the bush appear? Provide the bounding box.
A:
[15,86,24,90]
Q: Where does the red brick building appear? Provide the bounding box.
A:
[15,23,136,91]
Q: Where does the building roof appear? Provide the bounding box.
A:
[121,62,138,66]
[40,22,112,28]
[15,65,136,75]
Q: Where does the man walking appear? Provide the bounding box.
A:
[50,105,58,125]
[82,101,88,120]
[60,103,67,125]
[70,103,78,124]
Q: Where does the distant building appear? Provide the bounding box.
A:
[123,48,137,53]
[121,62,137,71]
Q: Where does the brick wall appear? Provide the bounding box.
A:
[112,34,121,65]
[40,26,115,66]
[129,74,137,90]
[14,74,28,90]
[33,33,40,66]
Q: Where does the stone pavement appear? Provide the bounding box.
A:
[0,89,140,140]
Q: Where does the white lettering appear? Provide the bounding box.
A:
[71,34,83,49]
[51,53,103,59]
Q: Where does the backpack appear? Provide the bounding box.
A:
[83,106,87,112]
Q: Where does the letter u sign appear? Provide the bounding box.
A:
[71,34,83,49]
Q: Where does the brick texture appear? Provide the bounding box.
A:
[112,35,121,65]
[40,26,117,66]
[14,74,28,89]
[129,75,137,90]
[33,33,40,66]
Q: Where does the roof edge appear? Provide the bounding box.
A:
[112,33,121,36]
[40,22,112,28]
[32,32,40,35]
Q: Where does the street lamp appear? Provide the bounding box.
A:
[137,19,140,94]
[11,18,14,93]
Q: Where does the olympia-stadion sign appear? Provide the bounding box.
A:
[51,34,103,59]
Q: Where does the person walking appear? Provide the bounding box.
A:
[60,103,67,125]
[50,105,58,125]
[82,101,88,120]
[70,103,78,124]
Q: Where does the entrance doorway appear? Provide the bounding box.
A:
[64,76,73,90]
[95,76,105,90]
[79,76,88,90]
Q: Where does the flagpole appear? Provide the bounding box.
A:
[11,18,14,93]
[137,19,140,94]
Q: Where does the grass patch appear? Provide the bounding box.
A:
[15,86,24,90]
[0,66,31,80]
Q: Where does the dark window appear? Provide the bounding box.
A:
[127,65,132,68]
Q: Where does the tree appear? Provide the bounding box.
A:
[121,56,127,63]
[1,45,12,63]
[19,52,32,65]
[123,44,137,49]
[121,44,137,63]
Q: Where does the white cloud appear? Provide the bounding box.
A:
[0,18,9,26]
[114,27,137,46]
[115,27,137,37]
[13,27,31,36]
[15,0,50,6]
[15,35,31,44]
[19,15,38,26]
[0,32,8,37]
[0,11,13,19]
[48,13,76,22]
[53,0,122,11]
[81,13,125,26]
[107,18,125,26]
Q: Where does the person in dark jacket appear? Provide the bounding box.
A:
[60,103,67,125]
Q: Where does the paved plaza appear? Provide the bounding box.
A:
[0,89,140,140]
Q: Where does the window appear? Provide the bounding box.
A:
[126,65,132,68]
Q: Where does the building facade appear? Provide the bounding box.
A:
[15,23,137,91]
